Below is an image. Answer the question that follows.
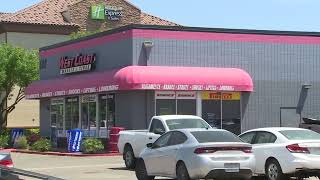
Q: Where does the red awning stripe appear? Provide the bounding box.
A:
[26,66,253,99]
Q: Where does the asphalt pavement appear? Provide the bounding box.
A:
[9,153,319,180]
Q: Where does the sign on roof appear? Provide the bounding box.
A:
[91,4,123,21]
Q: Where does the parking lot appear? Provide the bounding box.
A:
[8,153,318,180]
[11,153,174,180]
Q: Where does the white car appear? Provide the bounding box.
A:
[136,129,255,180]
[239,127,320,180]
[118,115,211,169]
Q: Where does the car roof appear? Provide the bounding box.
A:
[175,128,228,133]
[152,115,203,121]
[243,127,306,133]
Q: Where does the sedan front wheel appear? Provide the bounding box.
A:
[176,162,191,180]
[135,158,154,180]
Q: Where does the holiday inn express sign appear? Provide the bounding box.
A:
[91,4,123,21]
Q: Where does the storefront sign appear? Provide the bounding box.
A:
[81,94,96,103]
[155,91,176,99]
[26,85,119,99]
[202,92,241,100]
[141,84,235,91]
[91,5,123,21]
[59,54,96,75]
[51,98,64,105]
[176,91,196,99]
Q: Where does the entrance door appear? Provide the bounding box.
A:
[98,94,115,137]
[50,98,64,136]
[81,95,97,137]
[65,97,79,130]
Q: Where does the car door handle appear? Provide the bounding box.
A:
[149,137,152,140]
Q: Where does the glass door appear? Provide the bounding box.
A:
[50,98,64,136]
[65,97,79,131]
[98,94,115,138]
[81,95,97,137]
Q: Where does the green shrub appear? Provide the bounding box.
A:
[0,135,9,149]
[81,138,104,154]
[14,136,28,149]
[30,138,52,152]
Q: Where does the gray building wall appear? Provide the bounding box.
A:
[115,91,151,130]
[40,99,51,137]
[40,39,133,80]
[133,38,320,131]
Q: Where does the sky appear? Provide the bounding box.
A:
[1,0,320,32]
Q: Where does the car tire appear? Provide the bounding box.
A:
[265,159,288,180]
[176,162,191,180]
[135,158,155,180]
[124,145,136,169]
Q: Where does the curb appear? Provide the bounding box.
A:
[7,149,121,157]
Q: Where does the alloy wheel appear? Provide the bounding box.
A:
[267,163,279,180]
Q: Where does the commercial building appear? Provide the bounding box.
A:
[26,25,320,140]
[0,0,177,127]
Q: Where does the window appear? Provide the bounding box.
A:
[169,131,188,146]
[166,118,210,130]
[177,99,196,115]
[153,132,172,149]
[280,130,320,140]
[239,132,256,144]
[253,132,277,144]
[191,131,242,143]
[156,99,176,115]
[149,119,165,134]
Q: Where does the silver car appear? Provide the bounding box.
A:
[135,129,255,180]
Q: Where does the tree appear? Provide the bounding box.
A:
[0,44,39,129]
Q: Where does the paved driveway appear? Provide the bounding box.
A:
[10,153,319,180]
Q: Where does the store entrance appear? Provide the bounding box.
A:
[65,97,79,130]
[81,95,97,136]
[202,92,241,135]
[98,94,115,137]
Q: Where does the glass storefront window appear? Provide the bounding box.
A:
[65,97,79,130]
[156,99,176,115]
[201,92,241,135]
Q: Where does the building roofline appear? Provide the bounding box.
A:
[40,24,320,51]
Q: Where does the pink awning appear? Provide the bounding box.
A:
[25,66,253,99]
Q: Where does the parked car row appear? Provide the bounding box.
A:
[118,115,320,180]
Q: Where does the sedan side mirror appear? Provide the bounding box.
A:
[154,128,165,135]
[146,143,153,148]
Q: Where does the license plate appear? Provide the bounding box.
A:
[224,163,240,172]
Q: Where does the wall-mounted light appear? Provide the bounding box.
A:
[302,84,312,89]
[143,41,154,48]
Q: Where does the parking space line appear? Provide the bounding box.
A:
[23,163,124,171]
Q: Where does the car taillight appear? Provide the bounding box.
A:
[0,160,13,168]
[194,147,217,154]
[194,147,252,154]
[286,144,310,154]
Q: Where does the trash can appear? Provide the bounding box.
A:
[11,128,24,145]
[67,129,83,153]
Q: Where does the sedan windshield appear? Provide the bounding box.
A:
[191,131,242,143]
[167,119,210,130]
[280,130,320,140]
